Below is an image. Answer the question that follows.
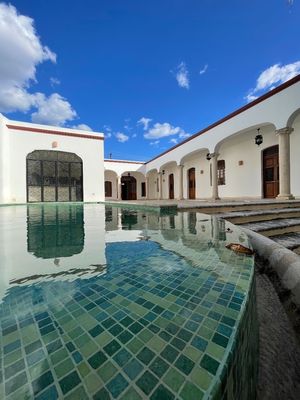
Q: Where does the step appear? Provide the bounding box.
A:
[184,200,300,214]
[272,232,300,250]
[218,208,300,224]
[241,218,300,237]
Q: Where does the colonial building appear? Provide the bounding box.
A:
[105,75,300,202]
[0,74,299,205]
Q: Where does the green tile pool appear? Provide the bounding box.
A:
[0,204,258,399]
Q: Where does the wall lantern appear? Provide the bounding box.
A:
[206,153,212,161]
[162,170,165,175]
[255,128,263,146]
[127,172,131,177]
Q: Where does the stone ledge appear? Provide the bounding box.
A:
[243,227,300,307]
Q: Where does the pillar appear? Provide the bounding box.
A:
[276,127,294,200]
[211,153,220,201]
[117,176,121,200]
[159,173,163,200]
[177,165,184,200]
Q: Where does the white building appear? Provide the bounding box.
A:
[0,74,300,204]
[105,75,300,201]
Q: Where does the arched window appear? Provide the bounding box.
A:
[26,150,83,202]
[105,181,112,197]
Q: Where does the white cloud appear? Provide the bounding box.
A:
[0,3,56,113]
[72,123,92,131]
[179,132,190,139]
[137,117,152,130]
[169,138,178,144]
[174,62,189,89]
[50,77,60,87]
[132,133,137,138]
[31,93,77,126]
[105,132,112,139]
[199,64,208,75]
[150,140,160,146]
[115,132,129,143]
[0,3,78,126]
[245,61,300,102]
[144,122,188,140]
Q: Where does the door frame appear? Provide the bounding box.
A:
[169,173,174,199]
[262,145,279,199]
[187,168,196,199]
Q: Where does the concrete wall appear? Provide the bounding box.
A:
[0,115,104,203]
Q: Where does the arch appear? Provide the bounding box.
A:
[104,170,118,199]
[121,175,137,200]
[159,161,177,173]
[187,168,196,199]
[214,122,276,153]
[26,150,83,202]
[179,148,209,166]
[286,108,300,128]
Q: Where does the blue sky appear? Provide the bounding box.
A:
[0,1,299,161]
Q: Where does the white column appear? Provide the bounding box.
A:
[276,127,294,200]
[177,165,184,200]
[146,177,149,199]
[117,176,121,200]
[159,173,163,200]
[211,153,220,201]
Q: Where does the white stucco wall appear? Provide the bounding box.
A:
[104,170,118,199]
[0,115,104,203]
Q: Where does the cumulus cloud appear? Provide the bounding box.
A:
[144,122,188,140]
[199,64,208,75]
[137,117,152,130]
[72,123,92,131]
[0,3,78,126]
[31,93,77,126]
[150,140,160,146]
[115,132,129,143]
[173,62,189,89]
[169,138,178,144]
[245,61,300,102]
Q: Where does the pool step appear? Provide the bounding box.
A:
[217,208,300,225]
[271,232,300,250]
[240,218,300,237]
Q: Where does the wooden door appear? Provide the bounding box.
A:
[121,176,137,200]
[169,174,174,199]
[188,168,196,199]
[263,145,279,198]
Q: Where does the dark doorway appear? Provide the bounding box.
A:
[263,145,279,198]
[169,174,174,199]
[121,176,137,200]
[105,181,112,197]
[188,168,196,199]
[26,150,83,202]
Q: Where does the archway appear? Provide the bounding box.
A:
[26,150,83,202]
[121,175,137,200]
[263,145,279,198]
[188,168,196,199]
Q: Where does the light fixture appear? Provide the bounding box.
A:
[206,153,212,161]
[127,172,131,177]
[255,128,263,146]
[162,170,165,175]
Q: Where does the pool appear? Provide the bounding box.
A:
[0,204,258,399]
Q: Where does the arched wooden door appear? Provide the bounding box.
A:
[169,174,174,199]
[121,176,137,200]
[188,168,196,199]
[263,145,279,198]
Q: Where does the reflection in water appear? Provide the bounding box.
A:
[27,204,84,259]
[121,210,138,229]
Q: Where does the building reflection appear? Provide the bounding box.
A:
[27,204,85,259]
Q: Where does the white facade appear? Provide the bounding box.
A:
[105,75,300,201]
[0,75,300,204]
[0,114,104,203]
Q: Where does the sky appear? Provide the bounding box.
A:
[0,0,299,161]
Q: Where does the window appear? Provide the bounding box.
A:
[105,181,112,197]
[141,182,146,197]
[217,160,225,185]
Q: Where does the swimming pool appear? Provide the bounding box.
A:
[0,204,258,399]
